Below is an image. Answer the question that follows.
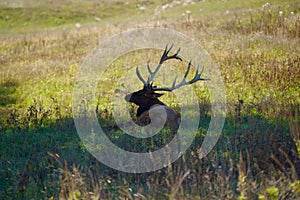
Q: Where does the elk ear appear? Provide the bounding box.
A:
[153,92,163,98]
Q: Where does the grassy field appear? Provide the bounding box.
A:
[0,0,300,199]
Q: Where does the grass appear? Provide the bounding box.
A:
[0,0,160,35]
[0,0,300,199]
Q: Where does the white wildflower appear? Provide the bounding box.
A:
[173,0,181,6]
[137,4,146,11]
[279,11,283,16]
[183,0,195,6]
[75,23,81,29]
[162,4,170,11]
[262,2,270,9]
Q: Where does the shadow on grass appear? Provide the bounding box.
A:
[0,107,299,199]
[0,80,18,107]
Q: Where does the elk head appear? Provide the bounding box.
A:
[125,45,209,130]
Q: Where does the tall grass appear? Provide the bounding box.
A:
[0,0,299,199]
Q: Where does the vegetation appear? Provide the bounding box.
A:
[0,0,299,199]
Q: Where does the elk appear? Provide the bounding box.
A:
[125,45,209,133]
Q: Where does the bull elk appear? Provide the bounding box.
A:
[125,45,209,133]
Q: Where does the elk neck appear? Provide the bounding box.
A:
[136,98,165,117]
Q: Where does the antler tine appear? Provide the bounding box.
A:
[189,65,210,84]
[147,44,183,84]
[135,46,209,89]
[160,44,182,63]
[136,66,147,85]
[152,61,209,91]
[147,61,152,74]
[170,61,194,90]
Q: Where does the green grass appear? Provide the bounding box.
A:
[0,0,159,34]
[0,0,300,199]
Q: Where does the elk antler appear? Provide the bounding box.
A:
[136,44,182,86]
[152,61,210,91]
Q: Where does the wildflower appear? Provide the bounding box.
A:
[137,4,146,11]
[183,0,195,6]
[279,11,283,16]
[162,3,170,11]
[185,10,191,15]
[262,2,270,9]
[75,23,81,29]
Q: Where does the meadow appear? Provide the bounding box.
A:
[0,0,299,199]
